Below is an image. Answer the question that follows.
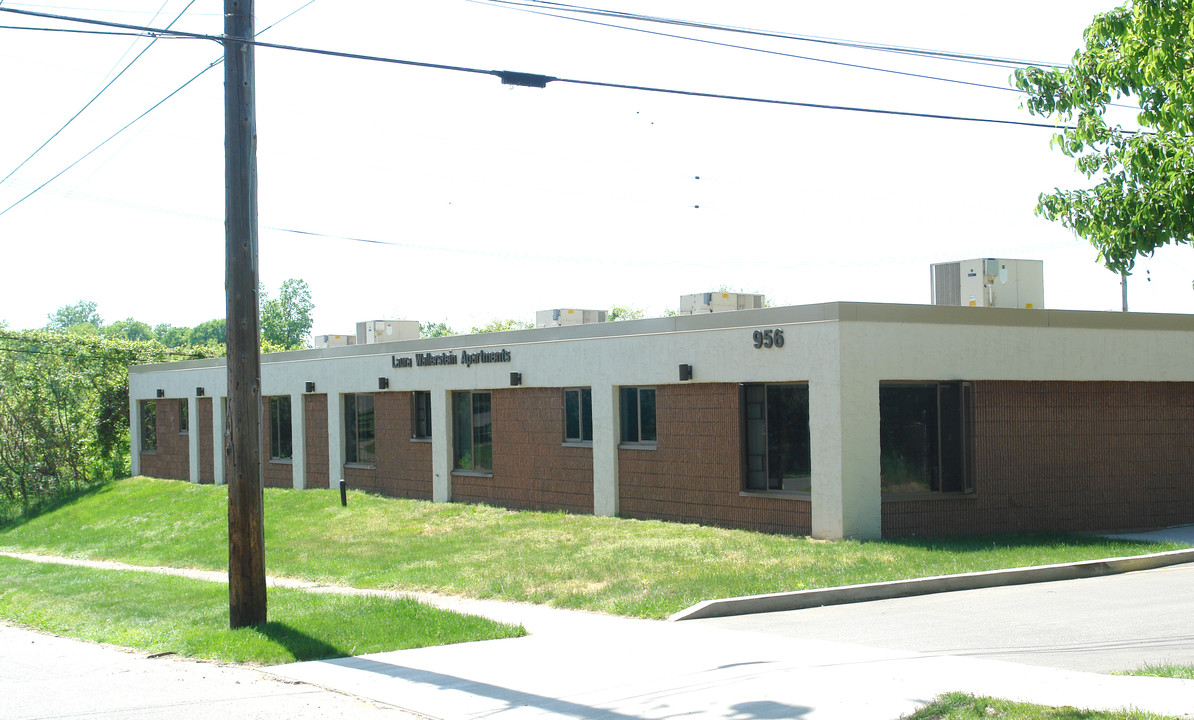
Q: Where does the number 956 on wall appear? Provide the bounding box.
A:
[751,328,785,349]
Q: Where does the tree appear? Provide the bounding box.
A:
[190,318,226,346]
[103,318,154,342]
[420,320,456,338]
[608,305,645,321]
[1013,0,1194,273]
[154,323,193,348]
[471,318,533,333]
[46,300,102,333]
[260,278,314,350]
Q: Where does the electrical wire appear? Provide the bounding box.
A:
[0,0,319,218]
[475,0,1069,69]
[0,0,197,188]
[465,0,1022,95]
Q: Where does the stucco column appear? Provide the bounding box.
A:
[290,392,305,489]
[212,397,226,486]
[187,396,200,483]
[430,389,452,503]
[129,398,142,477]
[591,383,619,516]
[810,373,881,540]
[327,393,343,491]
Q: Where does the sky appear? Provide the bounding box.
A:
[2,0,1191,337]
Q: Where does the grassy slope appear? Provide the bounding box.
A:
[905,692,1180,720]
[0,555,523,664]
[0,478,1181,618]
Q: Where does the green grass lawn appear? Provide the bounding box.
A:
[0,477,1182,618]
[1115,664,1194,680]
[904,692,1180,720]
[0,554,523,665]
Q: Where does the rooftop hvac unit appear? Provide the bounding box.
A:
[679,291,765,315]
[313,334,356,349]
[355,320,420,344]
[535,308,608,328]
[931,258,1044,309]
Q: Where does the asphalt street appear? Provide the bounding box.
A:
[696,559,1194,674]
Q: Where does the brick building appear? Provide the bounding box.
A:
[129,302,1194,539]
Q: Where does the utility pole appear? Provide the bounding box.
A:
[1121,271,1129,312]
[224,0,266,628]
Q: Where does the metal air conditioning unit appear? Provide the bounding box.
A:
[931,258,1044,309]
[535,308,607,328]
[679,291,766,315]
[313,334,356,349]
[355,320,420,344]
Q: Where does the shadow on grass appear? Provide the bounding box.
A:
[253,621,349,662]
[0,481,112,530]
[876,532,1166,554]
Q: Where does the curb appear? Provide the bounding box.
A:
[668,547,1194,621]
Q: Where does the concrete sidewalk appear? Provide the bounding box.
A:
[267,593,1194,719]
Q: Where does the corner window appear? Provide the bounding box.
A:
[178,399,188,434]
[345,393,376,465]
[564,388,593,443]
[619,387,656,444]
[140,400,157,453]
[412,391,432,439]
[743,384,811,492]
[880,382,974,494]
[269,396,293,461]
[452,391,492,471]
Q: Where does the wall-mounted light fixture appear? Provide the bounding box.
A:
[679,364,693,382]
[156,389,165,398]
[378,377,390,390]
[305,381,316,393]
[510,372,522,386]
[196,387,205,397]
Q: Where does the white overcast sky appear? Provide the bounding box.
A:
[1,0,1191,335]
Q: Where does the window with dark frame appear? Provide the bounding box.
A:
[452,391,492,471]
[879,381,974,494]
[564,387,593,443]
[619,387,656,444]
[412,391,432,439]
[344,393,376,465]
[269,396,293,461]
[178,399,188,434]
[140,400,157,453]
[743,384,811,492]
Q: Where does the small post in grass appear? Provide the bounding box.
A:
[339,478,347,507]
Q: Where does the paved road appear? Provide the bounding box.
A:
[696,563,1194,674]
[0,623,418,720]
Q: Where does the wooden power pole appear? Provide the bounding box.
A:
[224,0,266,628]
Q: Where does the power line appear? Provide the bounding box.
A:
[475,0,1069,70]
[0,0,197,188]
[466,0,1022,96]
[0,1,319,218]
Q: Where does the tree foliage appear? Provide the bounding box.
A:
[260,278,314,350]
[470,318,533,334]
[102,318,154,342]
[608,305,645,321]
[45,300,103,333]
[1013,0,1194,273]
[420,320,456,338]
[0,330,215,514]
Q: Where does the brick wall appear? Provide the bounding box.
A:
[138,399,190,481]
[342,392,433,500]
[882,381,1194,537]
[452,388,594,514]
[618,383,811,535]
[198,397,215,484]
[262,396,294,489]
[304,394,329,489]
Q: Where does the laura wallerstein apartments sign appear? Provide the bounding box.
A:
[392,349,513,369]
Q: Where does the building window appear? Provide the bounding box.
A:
[140,400,157,453]
[344,393,376,465]
[564,388,593,443]
[880,382,974,494]
[452,391,492,471]
[412,391,432,440]
[178,399,188,434]
[743,384,811,492]
[619,387,656,444]
[269,396,292,461]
